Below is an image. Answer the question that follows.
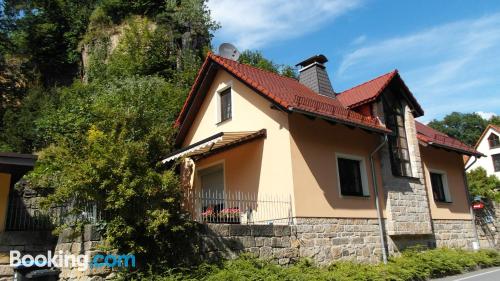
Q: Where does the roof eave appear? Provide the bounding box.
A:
[425,141,484,157]
[289,107,391,135]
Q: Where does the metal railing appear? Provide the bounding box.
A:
[5,195,105,231]
[183,190,293,225]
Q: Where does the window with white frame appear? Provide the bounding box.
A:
[336,154,369,197]
[218,87,232,123]
[429,170,451,203]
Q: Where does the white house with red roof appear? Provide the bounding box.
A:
[466,125,500,178]
[164,53,485,263]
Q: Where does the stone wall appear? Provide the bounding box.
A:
[56,225,114,281]
[294,218,383,264]
[432,219,476,248]
[373,99,433,236]
[0,231,57,281]
[201,218,385,265]
[200,224,299,265]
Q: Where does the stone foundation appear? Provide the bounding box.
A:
[294,218,383,264]
[200,224,299,265]
[201,218,385,265]
[200,217,481,266]
[432,219,476,248]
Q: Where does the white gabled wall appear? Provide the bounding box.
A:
[466,128,500,178]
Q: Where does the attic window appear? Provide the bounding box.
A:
[218,87,232,123]
[488,133,500,149]
[383,91,412,177]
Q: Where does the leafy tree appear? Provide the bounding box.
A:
[1,0,217,270]
[238,50,298,79]
[2,0,98,86]
[28,76,197,267]
[428,112,488,146]
[467,167,500,202]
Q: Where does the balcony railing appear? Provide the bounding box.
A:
[183,190,293,225]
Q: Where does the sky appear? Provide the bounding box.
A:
[207,0,500,122]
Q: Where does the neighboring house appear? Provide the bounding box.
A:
[164,53,483,262]
[466,124,500,178]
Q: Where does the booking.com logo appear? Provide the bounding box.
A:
[10,250,135,271]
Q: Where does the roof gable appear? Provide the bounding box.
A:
[175,53,389,145]
[337,70,424,117]
[473,124,500,149]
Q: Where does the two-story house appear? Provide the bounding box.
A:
[164,53,483,263]
[466,124,500,178]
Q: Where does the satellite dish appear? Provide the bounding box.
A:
[218,43,240,61]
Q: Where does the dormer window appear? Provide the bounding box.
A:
[488,133,500,149]
[383,92,412,177]
[218,87,232,123]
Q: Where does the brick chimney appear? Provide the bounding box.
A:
[296,54,335,98]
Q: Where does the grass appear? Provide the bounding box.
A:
[120,248,500,281]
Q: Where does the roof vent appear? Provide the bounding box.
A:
[296,54,335,98]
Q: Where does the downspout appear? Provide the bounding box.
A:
[464,156,481,250]
[370,135,389,264]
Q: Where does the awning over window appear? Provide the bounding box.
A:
[162,129,266,163]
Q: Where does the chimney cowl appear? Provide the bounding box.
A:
[295,54,328,69]
[296,54,335,98]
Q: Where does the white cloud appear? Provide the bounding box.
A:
[351,35,367,45]
[477,111,497,120]
[337,13,500,121]
[207,0,363,49]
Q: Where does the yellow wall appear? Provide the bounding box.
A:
[0,173,11,232]
[195,139,264,195]
[183,69,296,212]
[420,145,471,220]
[288,114,386,218]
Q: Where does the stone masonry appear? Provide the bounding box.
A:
[200,218,385,266]
[56,225,115,281]
[0,231,56,281]
[432,219,476,248]
[374,100,433,235]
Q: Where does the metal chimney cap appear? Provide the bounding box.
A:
[295,54,328,67]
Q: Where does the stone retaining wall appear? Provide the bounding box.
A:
[200,217,483,266]
[201,218,385,265]
[0,231,56,281]
[56,225,114,281]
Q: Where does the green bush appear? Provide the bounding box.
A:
[119,249,500,281]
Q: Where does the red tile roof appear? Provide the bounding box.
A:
[175,52,479,156]
[176,52,389,133]
[337,70,424,116]
[415,121,482,156]
[337,70,397,108]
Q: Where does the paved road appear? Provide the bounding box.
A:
[432,267,500,281]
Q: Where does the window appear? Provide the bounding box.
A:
[337,155,369,197]
[488,133,500,149]
[218,88,232,122]
[492,154,500,172]
[430,171,451,203]
[383,91,412,177]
